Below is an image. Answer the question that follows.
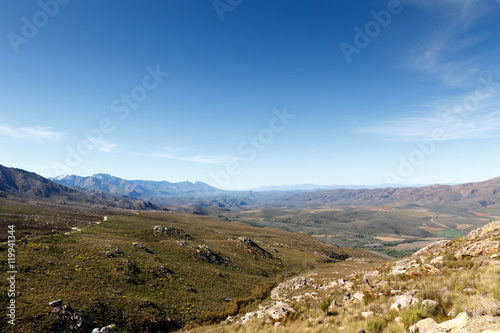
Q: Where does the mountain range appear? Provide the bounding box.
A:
[250,183,430,192]
[0,165,163,210]
[51,173,223,198]
[281,177,500,208]
[3,164,500,210]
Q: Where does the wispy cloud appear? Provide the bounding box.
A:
[357,93,500,141]
[406,0,497,87]
[88,138,117,152]
[358,112,500,141]
[0,125,65,142]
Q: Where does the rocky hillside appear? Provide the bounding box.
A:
[189,221,500,333]
[0,164,164,211]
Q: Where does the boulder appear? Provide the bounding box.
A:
[430,256,445,265]
[238,236,272,258]
[422,264,440,274]
[92,324,118,333]
[327,300,338,314]
[422,299,439,308]
[49,299,63,307]
[132,242,152,253]
[197,245,228,265]
[153,225,191,239]
[412,240,450,260]
[266,302,295,321]
[454,241,500,259]
[409,318,437,333]
[391,259,419,275]
[436,312,469,332]
[353,291,365,303]
[390,292,419,311]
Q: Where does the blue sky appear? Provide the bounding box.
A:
[1,0,500,190]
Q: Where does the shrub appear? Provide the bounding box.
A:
[401,305,427,326]
[320,297,332,313]
[366,317,387,333]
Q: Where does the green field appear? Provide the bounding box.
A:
[433,229,466,238]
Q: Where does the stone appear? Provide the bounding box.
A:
[436,312,468,332]
[392,259,419,275]
[361,311,374,319]
[266,302,295,321]
[274,322,281,327]
[352,291,365,303]
[430,256,445,265]
[105,251,115,258]
[344,281,355,291]
[412,240,450,260]
[327,300,338,314]
[238,236,272,258]
[390,292,419,311]
[132,242,152,253]
[422,264,440,274]
[92,324,118,333]
[153,225,191,239]
[49,299,63,307]
[408,318,437,333]
[422,299,439,308]
[454,241,500,259]
[483,259,500,267]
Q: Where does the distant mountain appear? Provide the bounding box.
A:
[0,165,164,210]
[52,174,156,198]
[52,174,223,199]
[251,183,429,192]
[281,177,500,208]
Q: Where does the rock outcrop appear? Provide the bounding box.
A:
[153,225,191,239]
[238,236,273,258]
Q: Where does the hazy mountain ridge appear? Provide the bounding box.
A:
[251,183,429,192]
[50,172,500,209]
[281,177,500,208]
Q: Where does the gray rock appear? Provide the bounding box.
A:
[49,299,63,307]
[132,242,152,253]
[266,302,295,321]
[92,324,118,333]
[422,299,439,308]
[390,292,419,311]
